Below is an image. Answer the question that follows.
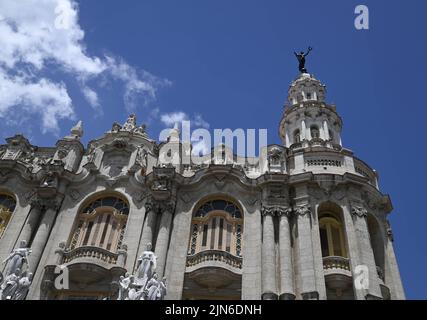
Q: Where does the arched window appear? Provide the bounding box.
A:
[310,125,320,139]
[0,194,16,238]
[319,215,346,257]
[318,203,347,258]
[68,196,129,252]
[188,199,243,257]
[293,129,301,143]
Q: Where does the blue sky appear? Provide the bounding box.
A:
[0,0,426,299]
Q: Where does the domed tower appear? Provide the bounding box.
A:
[279,73,342,148]
[270,49,405,300]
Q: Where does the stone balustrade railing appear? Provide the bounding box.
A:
[62,246,119,265]
[186,250,242,269]
[323,256,351,271]
[306,158,342,167]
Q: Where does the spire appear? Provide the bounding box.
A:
[67,120,83,140]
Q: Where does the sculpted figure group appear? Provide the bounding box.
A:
[116,243,167,300]
[0,240,33,300]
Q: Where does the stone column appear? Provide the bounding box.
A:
[154,201,174,278]
[278,207,295,300]
[323,120,330,140]
[139,200,157,251]
[341,204,365,300]
[295,204,318,300]
[301,120,307,140]
[18,201,42,245]
[133,200,157,272]
[28,200,59,274]
[261,206,277,299]
[351,205,382,299]
[383,223,405,299]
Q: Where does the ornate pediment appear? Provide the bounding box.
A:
[101,151,131,178]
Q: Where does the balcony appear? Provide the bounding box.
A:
[323,256,351,277]
[184,250,242,296]
[323,256,353,293]
[60,245,126,270]
[186,250,242,274]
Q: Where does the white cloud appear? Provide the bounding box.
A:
[193,114,210,129]
[0,69,74,135]
[81,85,100,109]
[159,111,211,155]
[0,0,169,134]
[160,111,210,129]
[160,112,188,127]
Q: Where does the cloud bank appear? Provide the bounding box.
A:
[0,0,169,135]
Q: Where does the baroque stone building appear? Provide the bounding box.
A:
[0,71,405,300]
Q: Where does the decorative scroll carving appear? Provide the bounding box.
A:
[295,205,311,217]
[109,114,147,136]
[261,205,292,217]
[351,205,367,218]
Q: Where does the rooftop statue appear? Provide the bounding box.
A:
[294,46,313,73]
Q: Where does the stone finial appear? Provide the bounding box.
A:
[69,120,83,139]
[123,114,137,131]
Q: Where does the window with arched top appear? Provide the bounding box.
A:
[188,199,243,257]
[310,125,320,139]
[319,213,347,258]
[293,129,301,143]
[68,196,129,252]
[0,194,16,238]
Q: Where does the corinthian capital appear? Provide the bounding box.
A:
[261,205,292,218]
[295,204,311,217]
[295,205,311,217]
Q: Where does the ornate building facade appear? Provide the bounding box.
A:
[0,71,405,300]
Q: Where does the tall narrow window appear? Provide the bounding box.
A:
[69,196,129,253]
[189,199,243,257]
[293,129,301,143]
[319,214,347,257]
[310,125,320,139]
[210,218,216,249]
[0,194,16,238]
[218,219,224,250]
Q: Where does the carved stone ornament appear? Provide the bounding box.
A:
[160,200,176,214]
[295,205,311,217]
[144,197,158,213]
[268,147,283,165]
[351,205,367,218]
[261,205,292,217]
[114,243,167,300]
[386,220,394,242]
